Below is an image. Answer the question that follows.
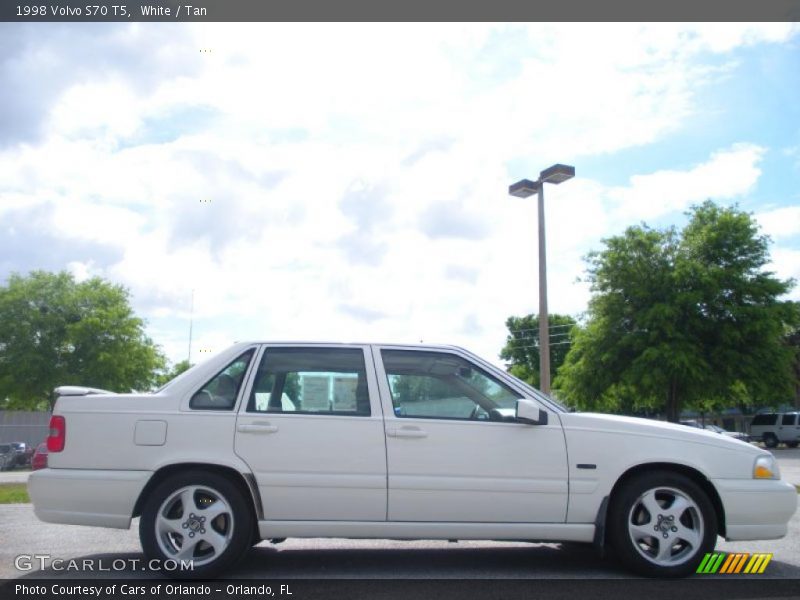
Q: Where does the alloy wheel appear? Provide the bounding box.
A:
[626,486,704,567]
[155,485,235,567]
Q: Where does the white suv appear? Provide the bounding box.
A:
[750,412,800,448]
[29,342,797,578]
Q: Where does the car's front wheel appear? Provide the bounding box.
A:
[608,471,717,578]
[139,470,254,579]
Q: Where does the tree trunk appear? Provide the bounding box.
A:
[666,380,680,423]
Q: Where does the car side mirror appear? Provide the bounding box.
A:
[516,399,548,425]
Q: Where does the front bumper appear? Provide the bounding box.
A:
[28,468,151,529]
[713,478,798,541]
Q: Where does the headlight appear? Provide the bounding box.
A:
[753,455,780,480]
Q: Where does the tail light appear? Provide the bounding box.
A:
[47,415,66,452]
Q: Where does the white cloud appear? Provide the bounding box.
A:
[66,260,92,282]
[2,23,798,366]
[768,248,800,301]
[611,144,766,223]
[757,206,800,241]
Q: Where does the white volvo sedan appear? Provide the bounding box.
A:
[29,342,797,578]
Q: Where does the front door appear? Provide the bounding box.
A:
[235,345,387,521]
[374,347,568,523]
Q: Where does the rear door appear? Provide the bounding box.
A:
[234,344,387,521]
[779,413,799,443]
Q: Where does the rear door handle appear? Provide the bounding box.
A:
[386,427,428,439]
[237,422,278,434]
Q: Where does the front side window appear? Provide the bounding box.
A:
[190,349,255,410]
[247,347,370,416]
[381,350,521,421]
[781,414,797,426]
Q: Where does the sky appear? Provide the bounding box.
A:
[1,23,799,368]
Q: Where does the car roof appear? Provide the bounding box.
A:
[233,341,468,350]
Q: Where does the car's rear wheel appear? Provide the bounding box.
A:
[139,470,254,579]
[763,434,778,448]
[608,471,717,578]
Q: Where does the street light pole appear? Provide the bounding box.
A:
[509,163,575,395]
[537,183,550,395]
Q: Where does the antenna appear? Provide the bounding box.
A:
[188,289,194,364]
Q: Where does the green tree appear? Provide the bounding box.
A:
[500,313,578,388]
[155,359,193,388]
[557,201,798,421]
[0,271,167,409]
[787,306,800,409]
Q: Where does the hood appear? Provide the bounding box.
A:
[560,411,761,455]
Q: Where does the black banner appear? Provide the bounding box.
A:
[3,579,800,600]
[1,0,800,22]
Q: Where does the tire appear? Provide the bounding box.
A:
[786,441,798,449]
[139,470,254,579]
[608,471,717,578]
[763,434,778,448]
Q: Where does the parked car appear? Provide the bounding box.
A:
[680,421,750,442]
[0,444,16,471]
[31,442,48,471]
[750,412,800,448]
[9,441,33,468]
[703,424,750,443]
[29,342,798,579]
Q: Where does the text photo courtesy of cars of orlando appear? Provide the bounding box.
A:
[28,342,798,579]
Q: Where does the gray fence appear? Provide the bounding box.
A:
[0,411,50,447]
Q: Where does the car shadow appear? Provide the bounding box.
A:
[236,542,618,578]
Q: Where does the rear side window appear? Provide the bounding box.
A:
[781,414,797,426]
[190,350,255,411]
[751,414,777,426]
[247,347,370,416]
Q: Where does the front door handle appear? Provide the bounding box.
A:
[237,422,278,434]
[386,427,428,439]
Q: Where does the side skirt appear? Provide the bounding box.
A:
[258,521,595,542]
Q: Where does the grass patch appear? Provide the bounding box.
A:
[0,483,30,503]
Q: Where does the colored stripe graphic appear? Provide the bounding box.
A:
[744,553,773,574]
[697,553,725,574]
[719,553,749,573]
[733,553,750,574]
[719,553,736,574]
[698,552,772,574]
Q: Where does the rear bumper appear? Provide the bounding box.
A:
[712,478,798,541]
[28,468,151,529]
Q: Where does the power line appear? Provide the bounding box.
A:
[508,332,571,341]
[512,324,576,331]
[506,341,573,349]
